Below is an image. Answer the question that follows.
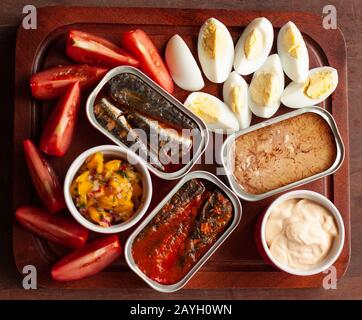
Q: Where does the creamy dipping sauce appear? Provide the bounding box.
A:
[265,198,338,270]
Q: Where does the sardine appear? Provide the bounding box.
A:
[125,111,192,165]
[132,183,232,285]
[136,179,205,239]
[93,98,165,171]
[181,189,233,266]
[132,179,207,285]
[108,73,198,130]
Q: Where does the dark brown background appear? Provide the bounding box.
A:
[0,0,361,299]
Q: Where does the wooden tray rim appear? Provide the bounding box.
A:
[12,6,351,290]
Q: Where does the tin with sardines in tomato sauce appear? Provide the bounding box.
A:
[124,171,242,292]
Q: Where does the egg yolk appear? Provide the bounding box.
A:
[250,72,279,106]
[283,26,301,59]
[188,98,220,124]
[244,28,263,59]
[230,86,242,114]
[202,20,224,59]
[303,71,334,99]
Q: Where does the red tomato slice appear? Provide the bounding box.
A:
[16,206,89,249]
[51,235,122,281]
[121,29,174,93]
[30,64,108,100]
[66,30,139,69]
[23,139,65,213]
[39,82,81,157]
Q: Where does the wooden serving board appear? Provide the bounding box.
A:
[13,7,350,289]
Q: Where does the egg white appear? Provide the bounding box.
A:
[197,18,234,83]
[165,34,204,91]
[281,67,338,108]
[223,71,252,129]
[184,92,239,133]
[248,54,285,118]
[233,17,274,76]
[277,21,309,83]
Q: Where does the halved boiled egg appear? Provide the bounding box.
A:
[197,18,234,83]
[277,21,309,82]
[223,71,252,129]
[248,54,285,118]
[165,34,205,91]
[184,92,239,132]
[281,67,338,108]
[233,17,274,75]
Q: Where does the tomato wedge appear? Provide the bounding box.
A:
[39,82,81,157]
[121,29,174,93]
[51,235,122,281]
[16,206,89,249]
[66,30,139,69]
[23,139,65,213]
[30,64,108,100]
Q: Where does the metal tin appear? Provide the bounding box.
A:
[86,66,209,180]
[124,170,242,293]
[221,106,345,201]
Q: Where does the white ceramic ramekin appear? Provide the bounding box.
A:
[255,190,345,276]
[64,145,152,234]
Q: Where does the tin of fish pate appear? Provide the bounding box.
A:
[221,106,345,201]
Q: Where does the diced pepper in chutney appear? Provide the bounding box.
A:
[70,152,143,227]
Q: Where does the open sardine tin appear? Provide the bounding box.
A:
[124,170,242,293]
[86,66,209,180]
[221,106,345,202]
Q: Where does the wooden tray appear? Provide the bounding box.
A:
[13,7,350,289]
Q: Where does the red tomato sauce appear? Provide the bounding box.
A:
[132,179,233,285]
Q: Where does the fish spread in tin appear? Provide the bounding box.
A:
[231,112,337,195]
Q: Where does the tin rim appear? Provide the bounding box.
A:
[221,106,345,201]
[124,170,242,292]
[86,66,209,180]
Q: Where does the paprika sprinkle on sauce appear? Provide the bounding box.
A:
[132,179,233,285]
